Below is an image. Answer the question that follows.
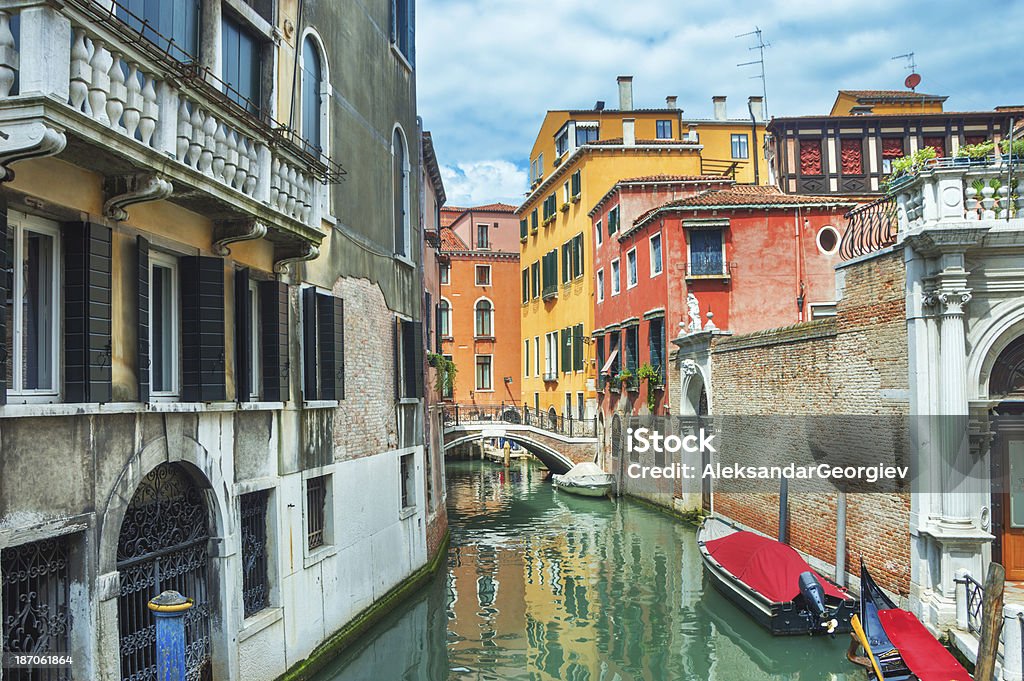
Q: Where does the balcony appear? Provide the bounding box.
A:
[543,371,558,382]
[0,0,343,264]
[685,257,733,279]
[541,283,558,300]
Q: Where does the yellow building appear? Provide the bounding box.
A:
[517,77,768,418]
[829,89,947,116]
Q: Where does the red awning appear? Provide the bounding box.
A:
[705,531,848,603]
[877,609,971,681]
[600,349,619,374]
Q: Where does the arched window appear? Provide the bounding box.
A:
[301,35,323,152]
[474,299,492,337]
[438,299,451,337]
[393,128,409,256]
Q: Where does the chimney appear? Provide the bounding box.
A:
[712,95,727,121]
[617,76,633,111]
[748,95,764,122]
[622,118,635,146]
[666,95,678,109]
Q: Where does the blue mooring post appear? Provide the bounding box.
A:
[148,590,194,681]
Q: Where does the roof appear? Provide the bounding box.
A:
[588,175,735,217]
[439,226,467,250]
[439,206,464,227]
[768,107,1024,130]
[589,137,698,146]
[465,202,518,213]
[420,131,446,207]
[840,89,947,103]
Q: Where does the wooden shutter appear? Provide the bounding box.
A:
[560,328,570,372]
[64,221,113,403]
[234,268,251,402]
[301,286,318,401]
[402,320,424,398]
[406,0,415,66]
[434,303,443,353]
[180,256,226,402]
[0,195,7,405]
[315,293,344,400]
[137,236,150,402]
[393,318,401,398]
[259,280,289,402]
[573,323,584,371]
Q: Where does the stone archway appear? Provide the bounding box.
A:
[116,462,214,681]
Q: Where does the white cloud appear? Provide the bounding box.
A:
[440,160,528,207]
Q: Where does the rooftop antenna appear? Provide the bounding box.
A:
[892,52,920,90]
[737,26,771,119]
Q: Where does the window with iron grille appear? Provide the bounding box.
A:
[400,454,415,509]
[306,476,328,551]
[2,536,71,681]
[240,490,270,618]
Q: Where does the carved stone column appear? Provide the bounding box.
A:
[936,286,973,526]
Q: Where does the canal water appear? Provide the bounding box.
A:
[311,459,856,680]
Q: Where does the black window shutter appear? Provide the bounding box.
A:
[234,268,251,402]
[0,194,7,405]
[137,236,150,402]
[560,328,569,372]
[402,319,423,398]
[180,256,226,402]
[259,280,289,402]
[393,318,401,398]
[434,303,443,353]
[315,292,342,401]
[64,222,113,403]
[301,286,318,401]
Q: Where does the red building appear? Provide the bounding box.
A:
[592,181,853,416]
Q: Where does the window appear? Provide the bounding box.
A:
[393,318,424,400]
[656,120,673,139]
[570,170,581,199]
[222,13,262,115]
[520,218,528,239]
[576,126,598,145]
[607,206,620,235]
[881,138,905,174]
[521,268,529,303]
[524,339,531,377]
[610,259,621,295]
[393,129,411,257]
[544,332,558,378]
[302,288,346,401]
[731,133,749,159]
[240,490,270,617]
[625,325,639,374]
[4,214,59,398]
[439,262,450,284]
[799,139,823,175]
[306,475,328,550]
[531,261,540,299]
[475,264,491,286]
[441,353,453,398]
[301,34,324,152]
[688,228,725,276]
[817,225,840,254]
[561,241,572,284]
[649,233,663,276]
[648,317,665,373]
[438,299,451,337]
[577,392,584,420]
[248,279,261,400]
[117,0,198,61]
[150,251,180,399]
[534,336,540,376]
[1,537,71,670]
[542,250,558,298]
[565,393,572,419]
[596,268,605,303]
[595,220,603,246]
[474,299,493,337]
[543,194,557,222]
[595,335,606,389]
[475,355,493,391]
[561,327,572,374]
[626,248,638,288]
[606,331,621,378]
[530,208,539,232]
[390,0,415,65]
[476,224,489,249]
[555,128,569,156]
[400,453,415,508]
[562,181,570,206]
[840,139,863,175]
[572,234,583,279]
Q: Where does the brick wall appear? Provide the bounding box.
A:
[708,250,911,594]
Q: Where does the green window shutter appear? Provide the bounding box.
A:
[521,268,529,303]
[531,209,538,231]
[561,328,571,372]
[573,234,583,278]
[520,218,528,239]
[561,242,570,283]
[571,170,580,197]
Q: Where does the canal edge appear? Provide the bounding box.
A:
[274,529,452,681]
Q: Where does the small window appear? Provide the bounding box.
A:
[555,128,569,156]
[240,489,270,617]
[475,354,493,391]
[656,120,673,139]
[576,126,598,145]
[731,133,749,159]
[608,206,620,235]
[393,129,410,257]
[301,35,324,152]
[306,475,328,550]
[817,225,840,254]
[533,337,540,376]
[688,228,725,276]
[572,234,583,279]
[596,268,605,303]
[571,170,581,198]
[531,261,540,299]
[650,233,663,276]
[810,302,838,319]
[626,248,638,288]
[610,259,621,295]
[438,299,451,337]
[476,224,489,249]
[400,453,415,509]
[390,0,415,65]
[521,268,529,303]
[576,392,584,419]
[222,13,263,115]
[524,339,531,377]
[439,262,450,285]
[475,264,491,286]
[595,220,603,246]
[474,299,493,337]
[150,251,180,399]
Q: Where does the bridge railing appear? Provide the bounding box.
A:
[442,403,597,438]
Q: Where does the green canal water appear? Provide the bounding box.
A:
[311,459,857,680]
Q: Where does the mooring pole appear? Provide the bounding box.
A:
[778,476,789,544]
[975,562,1006,681]
[148,590,194,681]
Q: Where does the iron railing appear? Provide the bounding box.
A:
[839,194,898,261]
[443,402,597,438]
[240,490,270,618]
[686,258,733,277]
[955,572,984,634]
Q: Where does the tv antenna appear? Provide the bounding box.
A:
[892,51,917,73]
[737,27,771,118]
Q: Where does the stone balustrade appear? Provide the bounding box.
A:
[0,2,322,231]
[895,160,1023,233]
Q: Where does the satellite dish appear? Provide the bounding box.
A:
[905,73,921,91]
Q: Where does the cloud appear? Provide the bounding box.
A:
[418,0,1024,205]
[440,160,528,207]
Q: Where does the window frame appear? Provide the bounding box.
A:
[687,227,727,277]
[731,133,750,159]
[649,232,663,277]
[392,126,411,258]
[476,223,489,250]
[248,279,261,400]
[474,297,493,338]
[608,206,620,235]
[475,264,492,287]
[595,219,603,246]
[4,212,61,401]
[474,353,493,391]
[438,297,451,338]
[610,258,621,296]
[148,250,181,401]
[533,336,540,377]
[626,247,638,289]
[656,119,673,139]
[596,268,605,303]
[439,262,450,285]
[305,474,330,552]
[816,225,841,254]
[299,29,331,164]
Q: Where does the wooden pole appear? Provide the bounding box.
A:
[975,562,1006,681]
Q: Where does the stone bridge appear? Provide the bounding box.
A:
[441,404,598,474]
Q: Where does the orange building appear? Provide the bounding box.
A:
[439,205,521,407]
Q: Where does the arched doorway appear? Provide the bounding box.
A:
[990,335,1024,579]
[116,463,213,681]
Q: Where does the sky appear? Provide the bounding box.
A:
[417,0,1024,207]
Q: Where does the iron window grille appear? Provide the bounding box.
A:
[306,476,327,551]
[240,490,270,618]
[1,536,71,681]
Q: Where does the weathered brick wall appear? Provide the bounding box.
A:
[709,250,911,594]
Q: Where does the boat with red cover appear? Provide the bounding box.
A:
[697,516,857,636]
[849,562,971,681]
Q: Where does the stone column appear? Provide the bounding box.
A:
[16,3,71,100]
[936,285,973,526]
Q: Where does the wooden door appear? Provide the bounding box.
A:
[1000,419,1024,580]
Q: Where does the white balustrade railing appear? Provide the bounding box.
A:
[0,3,321,229]
[895,160,1023,233]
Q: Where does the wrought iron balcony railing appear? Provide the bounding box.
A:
[685,258,733,278]
[839,195,898,260]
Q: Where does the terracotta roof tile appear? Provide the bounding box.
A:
[657,185,853,209]
[439,226,467,250]
[589,137,697,146]
[618,174,732,183]
[466,202,518,213]
[840,89,946,102]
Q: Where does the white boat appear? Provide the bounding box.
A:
[551,462,614,497]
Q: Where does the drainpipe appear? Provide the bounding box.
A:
[748,99,760,185]
[835,489,847,587]
[779,476,789,544]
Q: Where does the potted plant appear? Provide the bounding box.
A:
[616,369,634,391]
[955,140,995,163]
[1001,138,1024,162]
[427,352,457,396]
[884,146,938,194]
[966,178,985,214]
[637,362,663,412]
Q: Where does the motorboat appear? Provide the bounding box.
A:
[551,462,614,497]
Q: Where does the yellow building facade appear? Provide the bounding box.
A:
[517,78,768,418]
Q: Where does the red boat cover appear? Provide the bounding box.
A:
[705,531,849,603]
[877,609,971,681]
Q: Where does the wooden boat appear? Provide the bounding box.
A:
[697,516,856,635]
[551,462,613,497]
[849,562,971,681]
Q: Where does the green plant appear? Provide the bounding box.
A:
[616,369,633,386]
[956,140,995,159]
[971,179,987,194]
[1001,138,1024,157]
[637,362,663,412]
[427,352,457,395]
[990,178,1002,192]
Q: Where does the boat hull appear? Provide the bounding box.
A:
[552,477,612,497]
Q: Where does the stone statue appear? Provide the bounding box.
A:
[687,293,702,333]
